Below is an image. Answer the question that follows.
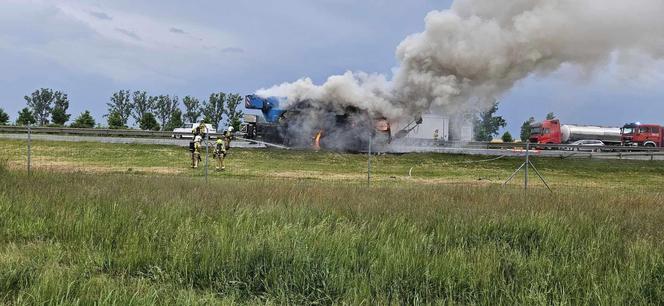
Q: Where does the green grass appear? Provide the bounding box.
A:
[2,140,664,304]
[2,139,664,189]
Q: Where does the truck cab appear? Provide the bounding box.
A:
[244,95,287,123]
[529,119,561,144]
[621,123,663,147]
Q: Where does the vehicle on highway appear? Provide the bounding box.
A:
[530,119,621,146]
[569,139,605,152]
[172,123,215,139]
[621,123,663,147]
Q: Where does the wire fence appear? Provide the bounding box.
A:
[1,130,221,180]
[3,128,664,190]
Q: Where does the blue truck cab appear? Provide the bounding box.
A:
[244,95,287,123]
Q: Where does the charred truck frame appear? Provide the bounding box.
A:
[243,95,391,151]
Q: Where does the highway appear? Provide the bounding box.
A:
[0,133,267,149]
[4,132,664,160]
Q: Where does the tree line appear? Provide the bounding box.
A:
[0,89,553,142]
[0,88,244,131]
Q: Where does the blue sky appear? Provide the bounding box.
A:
[1,0,663,135]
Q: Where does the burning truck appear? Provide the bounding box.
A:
[243,95,392,151]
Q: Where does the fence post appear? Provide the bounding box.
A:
[205,131,209,183]
[367,135,372,187]
[27,125,31,176]
[524,141,529,191]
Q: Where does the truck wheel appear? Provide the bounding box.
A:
[645,143,656,147]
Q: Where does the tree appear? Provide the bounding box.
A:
[24,88,57,126]
[183,96,202,123]
[520,117,535,142]
[16,108,36,126]
[107,111,127,129]
[139,113,160,131]
[70,110,96,128]
[164,109,183,131]
[225,93,244,131]
[546,112,556,120]
[473,101,507,141]
[0,108,9,125]
[107,90,133,127]
[154,95,179,131]
[202,92,226,129]
[51,92,71,126]
[501,131,514,143]
[131,91,155,125]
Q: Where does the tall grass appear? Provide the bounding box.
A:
[1,170,664,304]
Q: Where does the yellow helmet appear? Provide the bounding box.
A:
[216,138,223,144]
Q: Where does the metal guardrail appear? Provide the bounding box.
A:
[0,125,227,139]
[483,142,664,152]
[3,125,664,154]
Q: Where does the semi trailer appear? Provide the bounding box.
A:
[529,119,622,145]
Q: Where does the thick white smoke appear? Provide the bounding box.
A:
[257,0,664,121]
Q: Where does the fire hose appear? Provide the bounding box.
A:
[235,137,290,150]
[408,155,508,177]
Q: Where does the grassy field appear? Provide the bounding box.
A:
[2,139,664,304]
[2,139,664,189]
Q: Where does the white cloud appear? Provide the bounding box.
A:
[0,0,242,83]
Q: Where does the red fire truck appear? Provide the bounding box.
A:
[529,119,622,145]
[621,123,664,147]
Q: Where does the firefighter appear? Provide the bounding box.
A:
[223,126,234,150]
[192,121,207,138]
[191,135,202,168]
[433,129,440,142]
[214,138,226,171]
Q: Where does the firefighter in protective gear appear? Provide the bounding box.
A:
[223,126,234,150]
[191,135,202,168]
[192,122,207,138]
[214,138,226,171]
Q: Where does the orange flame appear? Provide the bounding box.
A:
[313,130,323,151]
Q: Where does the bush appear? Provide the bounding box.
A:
[502,131,514,143]
[107,111,127,129]
[139,113,160,131]
[0,108,9,125]
[16,107,36,126]
[70,110,96,128]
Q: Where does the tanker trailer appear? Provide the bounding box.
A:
[560,124,622,144]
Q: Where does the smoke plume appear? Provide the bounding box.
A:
[257,0,664,121]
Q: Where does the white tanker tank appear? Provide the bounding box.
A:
[560,124,622,144]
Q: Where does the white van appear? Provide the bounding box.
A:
[172,123,216,139]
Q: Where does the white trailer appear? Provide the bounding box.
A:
[391,114,449,141]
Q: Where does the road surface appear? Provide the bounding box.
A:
[2,133,663,160]
[0,133,266,149]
